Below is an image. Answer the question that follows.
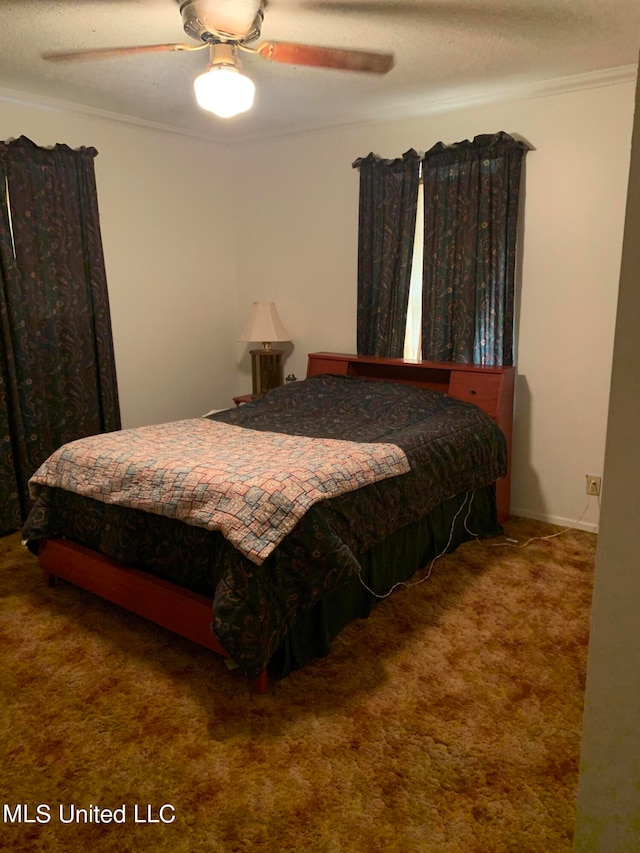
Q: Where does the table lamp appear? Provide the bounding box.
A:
[238,302,291,395]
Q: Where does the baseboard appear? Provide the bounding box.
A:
[510,507,599,535]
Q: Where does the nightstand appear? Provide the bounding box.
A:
[233,394,260,406]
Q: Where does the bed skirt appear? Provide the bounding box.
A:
[26,485,499,679]
[271,486,499,675]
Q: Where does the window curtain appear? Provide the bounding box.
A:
[421,132,529,366]
[352,149,420,357]
[0,136,120,535]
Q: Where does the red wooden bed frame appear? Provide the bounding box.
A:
[37,353,514,694]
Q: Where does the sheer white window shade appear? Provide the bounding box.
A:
[4,177,16,258]
[403,181,424,361]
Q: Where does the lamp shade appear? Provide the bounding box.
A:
[194,65,255,118]
[239,302,291,346]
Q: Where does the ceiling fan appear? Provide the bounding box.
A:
[42,0,395,119]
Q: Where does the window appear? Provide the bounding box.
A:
[355,134,528,366]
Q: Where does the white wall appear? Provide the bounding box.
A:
[575,64,640,850]
[2,78,636,531]
[230,81,636,531]
[0,98,239,427]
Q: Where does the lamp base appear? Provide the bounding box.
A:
[250,349,284,395]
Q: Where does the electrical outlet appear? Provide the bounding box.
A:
[586,475,601,497]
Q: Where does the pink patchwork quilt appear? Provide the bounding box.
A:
[29,419,410,565]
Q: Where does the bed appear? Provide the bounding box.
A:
[22,353,514,693]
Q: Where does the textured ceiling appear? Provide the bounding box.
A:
[0,0,638,144]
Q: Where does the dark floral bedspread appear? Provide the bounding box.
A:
[23,374,507,679]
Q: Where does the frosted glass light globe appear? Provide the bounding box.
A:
[193,65,255,119]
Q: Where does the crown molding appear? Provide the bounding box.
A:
[0,64,637,146]
[364,64,639,125]
[0,85,224,145]
[226,64,639,144]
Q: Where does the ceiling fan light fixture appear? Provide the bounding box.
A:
[194,64,255,119]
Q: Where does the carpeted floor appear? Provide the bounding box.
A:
[0,517,595,853]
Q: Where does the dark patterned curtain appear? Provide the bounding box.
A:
[352,149,420,357]
[0,136,120,535]
[421,132,529,366]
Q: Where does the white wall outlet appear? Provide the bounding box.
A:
[586,475,602,497]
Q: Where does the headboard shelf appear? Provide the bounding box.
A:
[350,360,450,392]
[306,351,515,522]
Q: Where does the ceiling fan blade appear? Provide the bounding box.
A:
[42,43,204,62]
[255,41,394,74]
